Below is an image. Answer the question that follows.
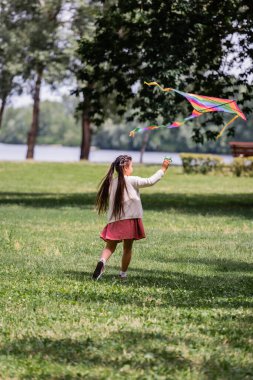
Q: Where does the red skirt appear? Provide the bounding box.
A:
[100,218,146,242]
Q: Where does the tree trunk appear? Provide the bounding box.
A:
[26,68,43,159]
[139,131,150,163]
[80,105,91,160]
[0,95,7,129]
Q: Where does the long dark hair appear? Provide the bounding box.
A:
[96,155,132,219]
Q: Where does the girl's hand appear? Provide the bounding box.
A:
[161,158,171,172]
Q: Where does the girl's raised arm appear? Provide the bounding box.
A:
[129,159,170,189]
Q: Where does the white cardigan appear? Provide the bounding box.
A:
[107,169,164,223]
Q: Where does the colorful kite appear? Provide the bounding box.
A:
[129,82,246,139]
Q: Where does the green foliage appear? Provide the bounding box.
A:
[70,0,101,41]
[0,1,31,109]
[38,100,81,145]
[180,153,224,174]
[0,99,80,145]
[0,106,31,144]
[22,1,66,78]
[232,156,253,177]
[77,0,253,143]
[0,0,69,102]
[0,162,253,378]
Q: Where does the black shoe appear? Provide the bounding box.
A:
[92,261,105,280]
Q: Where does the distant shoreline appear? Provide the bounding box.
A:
[0,143,233,165]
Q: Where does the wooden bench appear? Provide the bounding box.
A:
[229,142,253,157]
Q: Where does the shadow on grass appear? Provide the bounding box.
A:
[0,332,191,376]
[63,265,253,309]
[0,191,253,218]
[143,193,253,220]
[0,192,96,209]
[168,257,253,273]
[1,331,252,379]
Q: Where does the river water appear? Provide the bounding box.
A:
[0,143,233,165]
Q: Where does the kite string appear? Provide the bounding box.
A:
[216,114,239,139]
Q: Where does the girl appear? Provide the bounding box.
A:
[92,154,170,280]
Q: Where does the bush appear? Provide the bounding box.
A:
[180,153,224,174]
[232,156,253,177]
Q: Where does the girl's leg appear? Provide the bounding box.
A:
[121,239,134,273]
[100,240,118,262]
[93,240,118,280]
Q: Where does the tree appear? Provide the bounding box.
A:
[77,0,253,158]
[69,0,101,160]
[1,0,102,159]
[24,0,70,159]
[0,0,31,128]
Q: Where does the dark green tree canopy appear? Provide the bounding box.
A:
[77,0,253,143]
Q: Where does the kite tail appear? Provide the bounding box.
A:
[129,125,162,137]
[129,113,198,137]
[144,81,172,92]
[216,115,239,139]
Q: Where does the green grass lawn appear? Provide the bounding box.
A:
[0,161,253,380]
